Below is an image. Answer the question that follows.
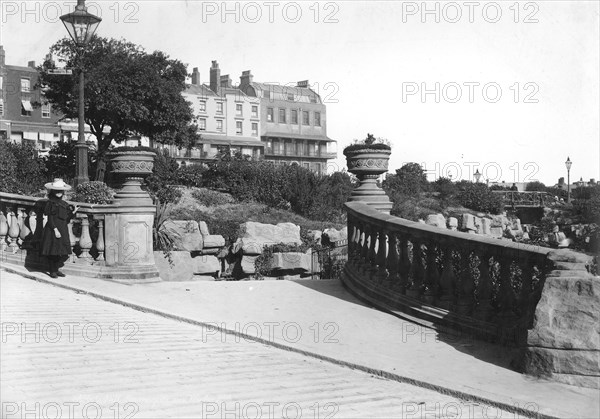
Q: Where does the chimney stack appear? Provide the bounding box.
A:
[240,70,253,86]
[590,178,596,184]
[209,60,220,94]
[191,67,200,85]
[28,60,36,68]
[297,80,309,88]
[220,74,232,88]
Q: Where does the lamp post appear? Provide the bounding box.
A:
[565,157,572,203]
[60,0,101,187]
[474,169,482,183]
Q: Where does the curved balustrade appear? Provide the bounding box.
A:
[0,192,159,282]
[492,190,553,207]
[343,201,552,345]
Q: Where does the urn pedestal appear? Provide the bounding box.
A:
[109,150,156,205]
[344,147,393,214]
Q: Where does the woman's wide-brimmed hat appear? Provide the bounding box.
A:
[44,178,72,191]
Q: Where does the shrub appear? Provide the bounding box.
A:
[383,163,429,197]
[457,183,503,214]
[145,149,182,204]
[191,188,235,206]
[0,140,46,195]
[175,164,206,187]
[525,181,546,192]
[71,181,115,204]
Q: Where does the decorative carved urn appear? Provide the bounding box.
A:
[109,147,156,205]
[344,135,393,213]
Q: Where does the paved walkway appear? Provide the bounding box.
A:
[1,265,598,418]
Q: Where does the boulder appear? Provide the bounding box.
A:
[490,227,504,238]
[241,255,259,274]
[203,234,225,248]
[192,255,221,276]
[474,217,483,234]
[308,229,322,245]
[447,217,458,231]
[426,214,446,229]
[271,252,312,272]
[322,227,348,244]
[491,214,510,228]
[161,220,203,251]
[154,251,194,281]
[198,221,210,236]
[460,214,476,231]
[481,218,492,235]
[233,222,302,255]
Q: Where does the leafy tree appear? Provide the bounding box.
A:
[38,37,199,181]
[457,183,503,214]
[432,176,457,201]
[383,163,429,197]
[44,140,96,182]
[525,181,547,192]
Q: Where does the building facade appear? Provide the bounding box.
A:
[239,71,336,174]
[0,46,62,155]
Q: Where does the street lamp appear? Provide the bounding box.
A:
[60,0,101,187]
[474,169,482,183]
[565,157,572,203]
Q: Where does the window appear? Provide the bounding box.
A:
[314,112,321,126]
[21,78,30,92]
[216,119,223,132]
[21,100,32,116]
[199,118,206,130]
[236,103,243,116]
[0,99,3,116]
[236,121,243,135]
[267,107,274,122]
[42,103,51,118]
[199,100,206,112]
[287,93,294,101]
[302,110,309,125]
[251,122,258,137]
[279,108,286,123]
[216,102,223,114]
[291,109,298,124]
[251,105,258,118]
[310,95,317,103]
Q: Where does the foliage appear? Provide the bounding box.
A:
[145,149,182,204]
[573,186,600,224]
[389,194,445,221]
[191,188,235,206]
[343,133,391,153]
[175,164,206,188]
[383,163,429,197]
[489,184,512,191]
[70,181,114,204]
[0,140,46,195]
[38,37,199,180]
[153,200,174,265]
[525,181,546,192]
[457,183,504,214]
[44,140,97,182]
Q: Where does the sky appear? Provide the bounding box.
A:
[1,0,599,185]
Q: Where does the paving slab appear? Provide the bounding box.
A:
[1,265,598,418]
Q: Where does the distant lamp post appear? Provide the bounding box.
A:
[60,0,101,187]
[474,169,482,183]
[565,157,572,203]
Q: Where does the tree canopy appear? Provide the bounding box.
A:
[38,37,199,180]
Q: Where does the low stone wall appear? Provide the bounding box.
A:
[523,250,599,389]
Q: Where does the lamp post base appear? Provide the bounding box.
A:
[74,142,89,188]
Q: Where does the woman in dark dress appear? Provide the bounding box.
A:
[40,178,79,278]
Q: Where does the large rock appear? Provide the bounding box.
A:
[474,216,483,235]
[447,217,458,231]
[198,221,210,236]
[524,251,599,389]
[481,218,492,235]
[154,251,194,281]
[203,235,225,248]
[233,222,302,255]
[271,252,312,272]
[426,214,446,229]
[491,214,510,228]
[192,255,221,276]
[322,227,348,244]
[241,255,259,274]
[490,227,504,238]
[460,214,476,231]
[161,220,203,251]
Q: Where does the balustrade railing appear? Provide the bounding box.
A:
[492,190,552,207]
[344,201,552,345]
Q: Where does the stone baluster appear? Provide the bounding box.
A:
[386,232,400,287]
[28,209,37,245]
[423,240,440,303]
[438,247,456,310]
[78,215,93,262]
[95,218,105,261]
[7,208,20,252]
[456,245,475,315]
[397,235,410,293]
[359,225,370,274]
[375,229,388,283]
[348,218,359,266]
[497,253,517,323]
[406,239,424,299]
[367,228,378,279]
[0,210,9,251]
[16,207,26,247]
[473,249,494,321]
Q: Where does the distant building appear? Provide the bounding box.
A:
[0,46,62,155]
[239,70,336,174]
[554,177,598,190]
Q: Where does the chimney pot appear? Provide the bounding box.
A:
[191,67,200,86]
[209,60,221,93]
[28,60,36,68]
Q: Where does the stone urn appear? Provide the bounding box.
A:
[108,148,156,205]
[344,144,393,213]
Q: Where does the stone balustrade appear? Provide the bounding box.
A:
[343,201,552,345]
[0,192,160,283]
